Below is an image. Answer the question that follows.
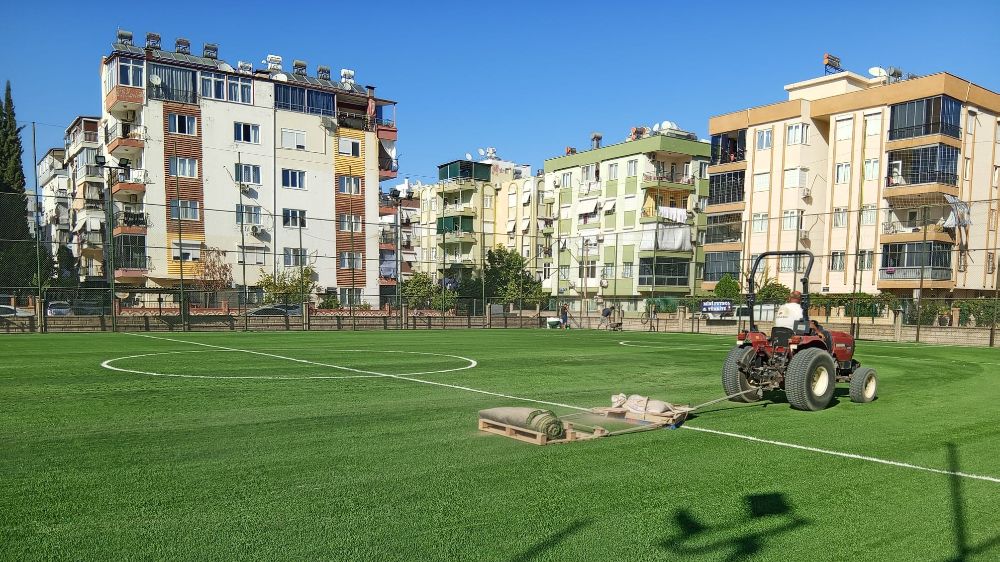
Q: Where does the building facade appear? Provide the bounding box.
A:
[377,179,420,305]
[708,70,1000,299]
[543,129,710,311]
[37,148,70,258]
[96,30,397,305]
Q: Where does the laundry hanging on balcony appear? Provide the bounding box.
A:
[943,194,972,252]
[639,228,656,251]
[379,252,397,277]
[657,206,689,223]
[656,224,692,252]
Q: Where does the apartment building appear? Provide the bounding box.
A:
[708,69,1000,299]
[62,117,107,281]
[543,128,710,310]
[37,148,70,258]
[377,179,420,305]
[98,30,398,305]
[412,157,530,286]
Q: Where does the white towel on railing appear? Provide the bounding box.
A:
[657,206,689,223]
[656,224,692,251]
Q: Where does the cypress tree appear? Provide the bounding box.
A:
[0,80,36,290]
[2,81,27,195]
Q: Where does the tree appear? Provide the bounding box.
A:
[198,247,233,292]
[1,82,27,197]
[256,265,318,304]
[713,273,741,301]
[400,271,436,308]
[0,81,35,292]
[482,246,545,305]
[757,281,791,305]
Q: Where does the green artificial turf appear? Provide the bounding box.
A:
[1,330,998,560]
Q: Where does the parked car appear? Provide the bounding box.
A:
[271,304,302,315]
[72,301,110,316]
[247,306,293,317]
[46,300,73,317]
[0,305,33,318]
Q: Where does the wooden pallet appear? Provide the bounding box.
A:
[477,418,608,446]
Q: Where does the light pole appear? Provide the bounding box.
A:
[94,154,132,333]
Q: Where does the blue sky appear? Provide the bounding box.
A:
[5,0,1000,188]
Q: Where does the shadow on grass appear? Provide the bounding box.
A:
[944,443,1000,561]
[510,518,591,562]
[659,492,809,560]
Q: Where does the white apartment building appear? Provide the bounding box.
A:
[708,70,1000,299]
[37,148,70,257]
[97,30,398,305]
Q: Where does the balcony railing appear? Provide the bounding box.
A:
[109,168,149,187]
[83,199,105,211]
[80,231,104,247]
[116,255,152,271]
[337,111,373,131]
[887,121,961,141]
[710,148,746,165]
[105,122,146,144]
[116,211,150,228]
[375,117,396,128]
[704,270,741,282]
[379,157,399,172]
[83,165,105,179]
[643,171,695,185]
[704,225,742,244]
[878,266,952,280]
[579,180,601,196]
[885,171,959,188]
[66,131,99,151]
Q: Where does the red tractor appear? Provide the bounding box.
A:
[722,251,878,411]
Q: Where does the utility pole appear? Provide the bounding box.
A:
[236,151,249,331]
[298,217,305,330]
[915,205,929,342]
[31,122,43,328]
[173,138,186,332]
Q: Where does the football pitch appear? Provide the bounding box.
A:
[1,329,998,560]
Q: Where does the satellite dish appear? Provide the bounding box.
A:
[477,148,486,156]
[652,123,661,132]
[666,121,678,130]
[218,62,234,72]
[868,66,888,78]
[273,73,288,82]
[465,153,473,161]
[149,74,162,86]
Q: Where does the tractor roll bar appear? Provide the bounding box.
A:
[746,250,815,333]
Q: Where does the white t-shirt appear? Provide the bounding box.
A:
[774,302,803,330]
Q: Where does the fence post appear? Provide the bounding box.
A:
[990,297,998,347]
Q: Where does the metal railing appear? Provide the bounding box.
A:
[65,131,99,152]
[116,211,150,228]
[115,255,153,271]
[878,266,952,280]
[109,168,149,187]
[83,165,105,179]
[710,148,746,165]
[885,171,959,187]
[379,157,399,172]
[704,224,742,244]
[80,231,104,247]
[337,111,373,131]
[887,121,962,141]
[643,171,695,185]
[375,117,396,128]
[105,123,146,144]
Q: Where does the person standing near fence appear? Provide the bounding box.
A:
[561,304,569,329]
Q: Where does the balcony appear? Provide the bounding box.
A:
[65,131,99,154]
[337,111,373,132]
[105,123,145,158]
[79,230,105,251]
[114,211,150,236]
[881,220,955,244]
[878,266,953,281]
[541,218,555,234]
[641,171,697,191]
[442,204,477,218]
[440,178,481,194]
[640,206,690,224]
[110,169,149,197]
[887,122,961,142]
[579,181,601,197]
[884,172,959,202]
[105,84,145,114]
[81,165,105,183]
[704,224,743,245]
[443,231,476,244]
[114,255,152,279]
[379,157,399,180]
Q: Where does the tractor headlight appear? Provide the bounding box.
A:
[790,344,798,351]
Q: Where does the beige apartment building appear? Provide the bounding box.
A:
[708,70,1000,299]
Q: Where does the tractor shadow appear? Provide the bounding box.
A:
[658,492,810,560]
[944,442,1000,561]
[510,518,591,562]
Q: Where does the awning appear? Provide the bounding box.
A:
[521,190,532,205]
[520,218,531,232]
[506,219,516,233]
[577,198,599,215]
[603,199,617,213]
[402,251,417,261]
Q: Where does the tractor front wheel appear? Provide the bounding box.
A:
[849,367,878,403]
[722,345,760,403]
[785,347,837,411]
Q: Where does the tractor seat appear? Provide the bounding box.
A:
[770,326,794,347]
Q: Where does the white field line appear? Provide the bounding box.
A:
[618,340,730,350]
[115,333,999,484]
[101,350,385,380]
[117,332,586,411]
[682,426,1000,484]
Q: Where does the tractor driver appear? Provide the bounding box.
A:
[774,290,804,331]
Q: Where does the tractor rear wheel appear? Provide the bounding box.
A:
[722,345,760,403]
[849,367,878,403]
[785,347,837,411]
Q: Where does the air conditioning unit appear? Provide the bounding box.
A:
[800,187,811,198]
[596,234,604,243]
[123,110,137,123]
[553,178,561,188]
[239,183,251,194]
[798,229,810,240]
[250,225,263,237]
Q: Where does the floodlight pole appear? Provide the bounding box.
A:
[915,205,929,342]
[236,151,249,331]
[31,122,44,330]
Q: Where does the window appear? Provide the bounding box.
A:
[559,265,570,280]
[622,262,634,278]
[699,162,709,178]
[833,207,848,228]
[281,169,306,189]
[338,138,361,157]
[836,118,853,141]
[338,214,362,232]
[542,262,552,279]
[235,163,261,185]
[118,57,144,87]
[284,247,307,267]
[169,199,200,220]
[238,246,265,265]
[608,163,619,180]
[236,204,261,225]
[484,195,493,209]
[148,64,197,104]
[508,190,516,208]
[704,251,741,282]
[168,157,197,178]
[784,168,806,188]
[964,157,971,179]
[227,76,253,104]
[708,171,745,205]
[168,114,196,135]
[281,129,306,150]
[581,164,595,181]
[338,176,361,194]
[274,84,334,115]
[282,208,307,228]
[858,250,873,271]
[786,123,809,145]
[561,172,572,188]
[888,95,962,140]
[835,163,851,184]
[234,122,259,143]
[201,72,226,100]
[172,241,202,262]
[578,260,597,279]
[861,204,877,225]
[782,210,803,230]
[830,252,845,271]
[305,90,334,116]
[339,252,362,269]
[753,172,770,192]
[779,255,805,273]
[755,129,772,150]
[865,114,882,136]
[340,288,362,306]
[886,144,960,186]
[627,159,638,177]
[638,258,689,286]
[752,213,768,233]
[863,159,879,181]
